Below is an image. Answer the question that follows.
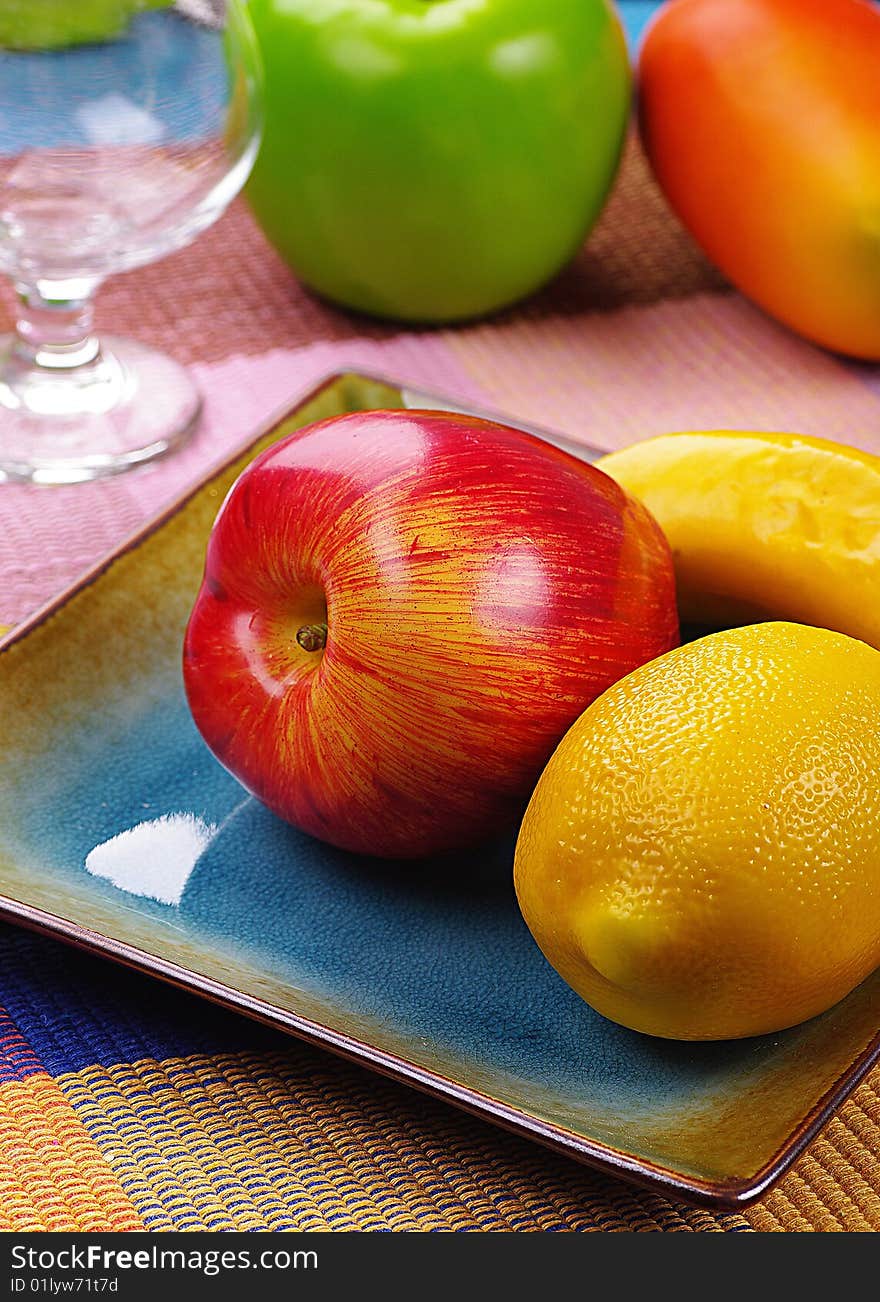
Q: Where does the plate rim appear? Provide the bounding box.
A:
[1,366,877,1212]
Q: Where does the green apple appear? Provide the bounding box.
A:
[245,0,631,323]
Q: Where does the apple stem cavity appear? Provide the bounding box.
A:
[296,622,328,653]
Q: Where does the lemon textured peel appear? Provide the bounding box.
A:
[597,430,880,646]
[513,622,880,1041]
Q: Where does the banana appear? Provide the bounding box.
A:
[597,430,880,648]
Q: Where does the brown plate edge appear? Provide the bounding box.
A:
[0,368,877,1213]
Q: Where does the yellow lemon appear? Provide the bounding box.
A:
[514,622,880,1041]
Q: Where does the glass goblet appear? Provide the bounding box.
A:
[0,0,262,483]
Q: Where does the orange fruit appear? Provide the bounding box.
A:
[514,622,880,1040]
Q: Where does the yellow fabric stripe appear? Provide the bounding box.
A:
[0,1074,143,1232]
[57,1049,752,1233]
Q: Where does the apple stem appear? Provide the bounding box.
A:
[296,622,328,652]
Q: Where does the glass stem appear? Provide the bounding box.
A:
[13,279,102,371]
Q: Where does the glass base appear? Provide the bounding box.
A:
[0,334,201,484]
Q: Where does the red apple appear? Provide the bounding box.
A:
[183,410,678,858]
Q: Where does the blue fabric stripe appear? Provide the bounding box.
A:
[0,922,285,1077]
